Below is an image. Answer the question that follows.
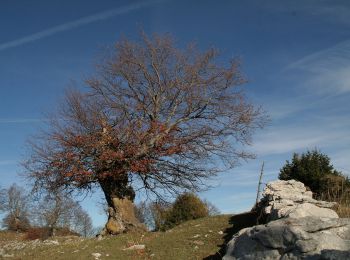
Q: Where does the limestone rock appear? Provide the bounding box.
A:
[91,252,102,259]
[224,180,350,260]
[262,180,338,220]
[223,217,350,260]
[123,244,145,250]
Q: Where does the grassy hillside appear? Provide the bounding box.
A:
[0,214,236,260]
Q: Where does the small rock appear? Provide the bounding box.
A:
[193,234,200,238]
[218,231,223,235]
[91,252,101,259]
[123,244,145,250]
[44,240,59,245]
[193,240,204,245]
[2,254,14,258]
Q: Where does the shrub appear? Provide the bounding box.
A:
[161,193,209,230]
[279,150,347,197]
[152,201,172,231]
[203,199,221,216]
[55,227,80,237]
[279,150,350,217]
[25,227,80,240]
[2,214,30,232]
[25,227,50,240]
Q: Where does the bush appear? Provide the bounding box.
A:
[134,195,215,231]
[161,193,209,230]
[25,227,80,240]
[2,214,30,232]
[25,227,50,240]
[279,150,346,197]
[279,150,350,217]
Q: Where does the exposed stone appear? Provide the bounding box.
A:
[91,252,102,259]
[123,244,146,250]
[43,240,59,245]
[262,180,338,221]
[224,180,350,260]
[192,240,204,246]
[224,217,350,259]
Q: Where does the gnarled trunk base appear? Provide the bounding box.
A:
[102,197,144,235]
[99,177,145,236]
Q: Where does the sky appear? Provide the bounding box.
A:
[0,0,350,228]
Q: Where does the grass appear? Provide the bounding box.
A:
[0,213,258,260]
[336,204,350,218]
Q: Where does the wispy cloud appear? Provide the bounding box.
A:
[287,40,350,95]
[263,1,350,28]
[0,160,17,166]
[0,0,162,52]
[252,114,350,156]
[0,118,49,124]
[309,3,350,27]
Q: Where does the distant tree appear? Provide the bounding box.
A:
[32,191,92,237]
[279,150,347,197]
[134,201,148,225]
[148,200,172,231]
[2,214,30,232]
[1,184,30,232]
[0,186,5,211]
[72,206,93,237]
[133,200,171,231]
[161,193,209,230]
[203,199,220,216]
[24,32,266,235]
[133,196,218,231]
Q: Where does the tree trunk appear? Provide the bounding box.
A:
[98,174,143,236]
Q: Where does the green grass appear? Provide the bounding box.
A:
[0,213,258,260]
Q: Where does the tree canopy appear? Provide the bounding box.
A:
[161,193,209,230]
[24,33,266,235]
[1,184,30,232]
[279,149,347,197]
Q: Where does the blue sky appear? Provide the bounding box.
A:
[1,0,349,227]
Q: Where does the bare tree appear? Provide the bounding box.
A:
[203,199,221,216]
[149,200,171,231]
[2,184,30,232]
[73,207,93,237]
[24,33,266,235]
[32,191,92,237]
[0,186,5,211]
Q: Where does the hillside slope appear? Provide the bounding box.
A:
[0,214,257,260]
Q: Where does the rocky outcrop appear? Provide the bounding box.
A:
[224,180,350,260]
[262,180,338,221]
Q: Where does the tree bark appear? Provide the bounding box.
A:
[98,174,143,236]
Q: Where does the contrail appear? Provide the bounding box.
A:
[0,118,49,123]
[0,160,17,166]
[0,0,161,51]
